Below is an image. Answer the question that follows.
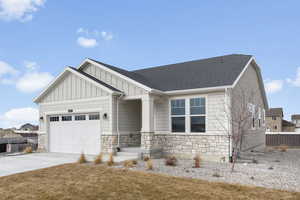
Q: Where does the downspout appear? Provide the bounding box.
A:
[116,94,124,150]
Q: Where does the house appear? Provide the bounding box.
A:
[266,108,295,132]
[292,115,300,132]
[266,108,283,132]
[34,54,268,161]
[18,123,38,131]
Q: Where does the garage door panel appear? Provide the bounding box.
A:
[49,114,101,155]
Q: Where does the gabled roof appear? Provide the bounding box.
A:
[89,54,252,91]
[34,67,122,103]
[282,120,295,127]
[266,108,283,117]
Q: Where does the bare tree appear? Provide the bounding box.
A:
[216,87,260,172]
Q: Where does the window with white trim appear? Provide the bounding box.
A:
[50,116,59,122]
[171,99,185,132]
[170,97,206,133]
[89,114,100,120]
[190,98,206,132]
[62,115,72,121]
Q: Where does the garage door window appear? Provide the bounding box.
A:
[62,116,72,121]
[75,115,86,121]
[50,116,59,122]
[89,114,100,120]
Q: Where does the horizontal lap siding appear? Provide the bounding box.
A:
[266,134,300,146]
[41,72,108,103]
[83,64,148,97]
[118,100,141,133]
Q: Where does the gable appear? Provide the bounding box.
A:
[232,61,268,109]
[81,63,148,97]
[39,71,109,103]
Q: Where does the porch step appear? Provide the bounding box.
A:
[117,147,142,159]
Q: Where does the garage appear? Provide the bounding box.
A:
[49,113,101,155]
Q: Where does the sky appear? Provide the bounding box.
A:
[0,0,300,128]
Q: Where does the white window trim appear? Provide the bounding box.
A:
[169,95,207,134]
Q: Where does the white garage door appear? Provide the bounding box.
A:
[49,113,101,155]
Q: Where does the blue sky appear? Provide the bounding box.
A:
[0,0,300,128]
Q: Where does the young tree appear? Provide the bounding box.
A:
[216,87,261,172]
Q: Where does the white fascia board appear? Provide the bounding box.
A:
[33,67,122,103]
[79,59,156,92]
[164,85,231,95]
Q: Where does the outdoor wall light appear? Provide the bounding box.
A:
[103,113,108,119]
[39,116,44,120]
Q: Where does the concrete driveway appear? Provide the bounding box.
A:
[0,152,137,177]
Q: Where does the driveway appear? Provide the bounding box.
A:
[0,152,137,177]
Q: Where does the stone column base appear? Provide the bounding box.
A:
[101,135,118,154]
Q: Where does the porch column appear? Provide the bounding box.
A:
[141,94,155,157]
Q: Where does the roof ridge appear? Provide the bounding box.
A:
[132,54,252,72]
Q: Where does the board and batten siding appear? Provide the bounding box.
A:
[82,63,148,97]
[154,92,228,134]
[40,71,109,103]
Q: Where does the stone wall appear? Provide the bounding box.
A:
[37,133,47,152]
[101,135,118,154]
[119,133,141,147]
[141,132,230,161]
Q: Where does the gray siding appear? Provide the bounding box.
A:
[232,62,266,151]
[40,71,109,103]
[82,63,147,97]
[118,100,141,133]
[154,92,228,134]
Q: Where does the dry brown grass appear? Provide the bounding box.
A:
[78,153,87,164]
[0,163,298,200]
[193,154,201,168]
[23,146,33,154]
[143,156,150,161]
[107,153,114,166]
[278,145,288,152]
[94,153,103,165]
[165,156,177,166]
[146,159,153,170]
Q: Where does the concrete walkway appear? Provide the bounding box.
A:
[0,152,137,177]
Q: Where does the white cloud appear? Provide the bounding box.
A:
[0,0,45,22]
[16,72,54,93]
[77,36,98,48]
[0,61,19,77]
[0,107,38,128]
[265,80,283,94]
[24,60,39,70]
[101,31,113,41]
[287,67,300,87]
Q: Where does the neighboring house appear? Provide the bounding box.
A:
[292,115,300,132]
[266,108,283,132]
[266,108,295,132]
[34,54,268,161]
[18,123,38,131]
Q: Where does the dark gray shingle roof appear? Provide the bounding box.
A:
[89,54,252,91]
[266,108,283,117]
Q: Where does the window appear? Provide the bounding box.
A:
[62,115,72,121]
[89,114,100,120]
[50,116,59,122]
[75,115,86,121]
[170,97,206,133]
[171,99,185,132]
[190,98,206,132]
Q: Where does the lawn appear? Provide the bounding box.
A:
[0,163,299,200]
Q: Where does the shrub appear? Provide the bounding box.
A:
[78,152,87,164]
[94,153,103,165]
[165,156,177,166]
[107,153,114,166]
[123,160,138,168]
[143,156,150,161]
[23,146,33,154]
[193,154,201,168]
[278,145,288,152]
[146,159,153,170]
